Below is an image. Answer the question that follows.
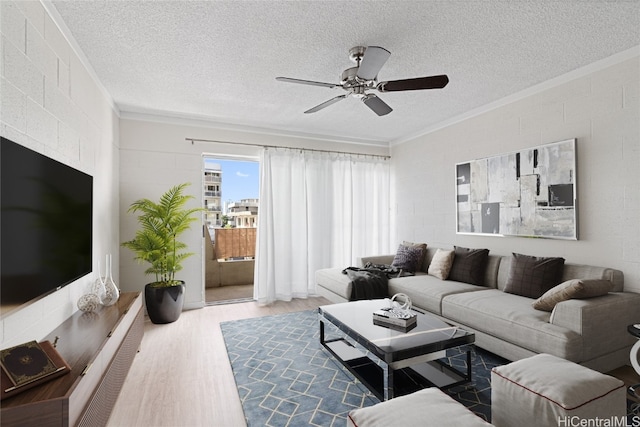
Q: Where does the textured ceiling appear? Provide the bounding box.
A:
[51,1,640,146]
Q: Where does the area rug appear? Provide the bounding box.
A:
[220,309,509,426]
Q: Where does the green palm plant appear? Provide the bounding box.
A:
[122,183,203,287]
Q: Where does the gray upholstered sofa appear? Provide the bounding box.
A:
[315,247,640,372]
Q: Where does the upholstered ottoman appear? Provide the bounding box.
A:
[491,354,626,427]
[347,388,491,427]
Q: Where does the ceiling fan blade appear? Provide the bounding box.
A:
[356,46,391,81]
[304,95,348,114]
[377,75,449,92]
[362,94,392,116]
[276,77,339,89]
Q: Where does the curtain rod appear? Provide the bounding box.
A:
[185,137,390,159]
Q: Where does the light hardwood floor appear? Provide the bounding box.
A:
[108,297,640,426]
[107,297,331,427]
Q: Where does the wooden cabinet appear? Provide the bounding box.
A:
[1,292,144,426]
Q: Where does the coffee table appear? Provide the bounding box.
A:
[319,299,475,401]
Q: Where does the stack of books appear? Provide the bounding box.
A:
[373,307,417,332]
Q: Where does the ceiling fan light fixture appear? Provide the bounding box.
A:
[276,45,448,116]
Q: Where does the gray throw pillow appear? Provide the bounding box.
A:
[391,244,425,273]
[504,253,565,299]
[448,246,490,285]
[532,279,613,311]
[402,241,428,271]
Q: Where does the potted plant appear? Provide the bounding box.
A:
[122,183,203,324]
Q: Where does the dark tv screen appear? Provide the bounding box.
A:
[1,137,93,314]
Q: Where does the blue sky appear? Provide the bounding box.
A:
[204,158,259,204]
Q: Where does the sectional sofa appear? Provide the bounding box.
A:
[315,246,640,372]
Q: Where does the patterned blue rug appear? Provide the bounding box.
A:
[220,309,508,426]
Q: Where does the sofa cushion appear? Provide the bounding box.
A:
[427,249,455,280]
[448,246,490,286]
[504,253,565,298]
[442,289,582,361]
[532,279,614,311]
[388,274,484,315]
[391,244,425,273]
[315,268,352,300]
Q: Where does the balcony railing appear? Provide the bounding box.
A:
[214,228,256,260]
[204,191,221,197]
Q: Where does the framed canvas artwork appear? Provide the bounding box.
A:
[456,139,577,240]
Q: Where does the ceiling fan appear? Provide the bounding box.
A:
[276,46,449,116]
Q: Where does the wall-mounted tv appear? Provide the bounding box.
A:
[1,137,93,316]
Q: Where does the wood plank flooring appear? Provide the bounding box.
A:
[107,297,331,427]
[108,297,640,426]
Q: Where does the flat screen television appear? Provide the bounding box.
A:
[1,137,93,316]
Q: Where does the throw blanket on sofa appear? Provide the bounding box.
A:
[342,266,390,301]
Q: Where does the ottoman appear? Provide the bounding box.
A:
[491,353,626,427]
[347,388,491,427]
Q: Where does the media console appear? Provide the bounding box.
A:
[1,292,144,426]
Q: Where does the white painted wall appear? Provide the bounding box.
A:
[119,116,389,308]
[0,1,120,347]
[391,54,640,292]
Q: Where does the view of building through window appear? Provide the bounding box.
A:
[203,157,259,255]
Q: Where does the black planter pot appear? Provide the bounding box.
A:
[144,281,185,324]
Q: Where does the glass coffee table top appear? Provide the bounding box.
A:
[319,299,474,362]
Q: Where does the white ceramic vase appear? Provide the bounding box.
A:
[94,254,119,306]
[102,254,120,306]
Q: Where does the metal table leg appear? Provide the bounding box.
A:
[382,363,394,400]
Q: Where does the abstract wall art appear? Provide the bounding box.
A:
[456,139,577,240]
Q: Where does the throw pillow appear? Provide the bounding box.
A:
[532,279,614,311]
[427,249,455,280]
[448,246,490,285]
[402,241,428,271]
[391,244,425,273]
[504,253,565,299]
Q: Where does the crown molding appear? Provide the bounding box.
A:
[391,45,640,147]
[119,108,391,148]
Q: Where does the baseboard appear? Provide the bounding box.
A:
[183,301,205,311]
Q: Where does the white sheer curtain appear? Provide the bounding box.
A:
[254,147,390,304]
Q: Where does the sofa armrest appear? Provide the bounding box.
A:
[358,254,395,267]
[550,292,640,360]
